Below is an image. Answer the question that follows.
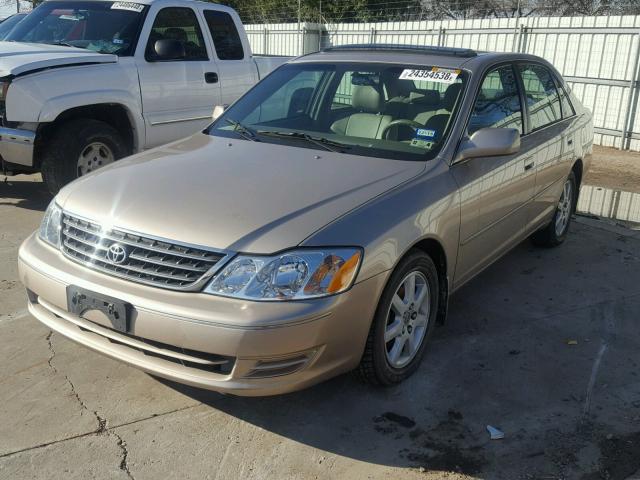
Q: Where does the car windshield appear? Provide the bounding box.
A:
[208,62,467,161]
[5,1,148,56]
[0,14,28,40]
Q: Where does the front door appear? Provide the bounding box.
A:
[451,64,537,288]
[136,6,221,148]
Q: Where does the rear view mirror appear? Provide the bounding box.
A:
[212,105,227,121]
[455,128,520,162]
[152,39,186,61]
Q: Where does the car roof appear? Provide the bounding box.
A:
[292,45,549,72]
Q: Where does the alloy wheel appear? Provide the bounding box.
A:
[555,179,573,236]
[384,271,430,369]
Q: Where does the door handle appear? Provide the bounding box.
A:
[524,161,535,171]
[204,72,218,84]
[567,138,573,145]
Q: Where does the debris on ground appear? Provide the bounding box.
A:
[487,425,505,440]
[378,412,416,428]
[566,339,579,345]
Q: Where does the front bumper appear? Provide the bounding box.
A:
[18,233,386,396]
[0,126,35,167]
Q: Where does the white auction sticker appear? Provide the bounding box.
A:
[111,1,145,12]
[399,67,460,83]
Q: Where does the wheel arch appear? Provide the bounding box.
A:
[400,236,450,325]
[34,103,140,168]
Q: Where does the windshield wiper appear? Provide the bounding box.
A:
[225,118,260,142]
[50,41,78,48]
[257,131,351,153]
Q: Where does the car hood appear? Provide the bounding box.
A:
[0,42,116,77]
[57,134,426,253]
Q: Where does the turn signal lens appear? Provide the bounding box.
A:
[205,248,363,301]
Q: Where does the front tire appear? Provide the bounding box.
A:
[531,170,577,247]
[41,119,129,194]
[357,250,439,386]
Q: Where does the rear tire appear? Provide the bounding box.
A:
[41,119,129,195]
[357,250,439,386]
[531,170,577,248]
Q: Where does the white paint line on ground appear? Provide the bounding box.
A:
[583,342,608,416]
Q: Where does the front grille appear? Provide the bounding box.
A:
[61,213,226,290]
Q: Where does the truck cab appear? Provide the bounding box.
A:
[0,0,288,192]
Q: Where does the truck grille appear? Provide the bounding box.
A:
[60,213,227,290]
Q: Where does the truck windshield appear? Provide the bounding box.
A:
[208,62,467,161]
[5,1,148,56]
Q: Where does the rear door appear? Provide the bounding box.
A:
[136,6,221,148]
[199,8,257,106]
[516,63,571,229]
[451,63,537,288]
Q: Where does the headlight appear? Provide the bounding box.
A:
[205,248,362,300]
[38,201,63,248]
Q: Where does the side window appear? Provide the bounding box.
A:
[203,10,244,60]
[469,65,523,135]
[558,85,576,118]
[146,8,207,61]
[519,64,562,131]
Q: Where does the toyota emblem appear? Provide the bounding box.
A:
[106,243,128,264]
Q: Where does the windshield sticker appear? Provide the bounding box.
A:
[399,68,460,84]
[111,2,145,12]
[410,138,433,149]
[416,128,436,138]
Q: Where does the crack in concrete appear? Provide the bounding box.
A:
[0,404,199,460]
[45,331,135,479]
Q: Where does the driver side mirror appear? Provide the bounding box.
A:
[212,104,228,121]
[152,39,186,61]
[455,128,520,162]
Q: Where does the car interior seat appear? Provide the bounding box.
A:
[420,83,463,140]
[330,85,393,139]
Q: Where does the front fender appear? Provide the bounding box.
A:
[37,91,145,151]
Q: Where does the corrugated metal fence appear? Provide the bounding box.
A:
[246,15,640,151]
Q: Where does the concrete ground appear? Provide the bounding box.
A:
[1,146,640,479]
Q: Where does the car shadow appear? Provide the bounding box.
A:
[0,174,51,211]
[158,223,640,478]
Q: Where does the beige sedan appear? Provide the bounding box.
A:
[19,45,593,395]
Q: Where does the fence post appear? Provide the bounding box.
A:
[369,27,377,44]
[262,27,268,55]
[516,24,527,53]
[437,28,446,47]
[620,31,640,150]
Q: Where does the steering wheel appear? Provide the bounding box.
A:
[381,119,425,140]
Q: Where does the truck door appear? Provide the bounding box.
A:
[200,8,257,106]
[136,6,222,148]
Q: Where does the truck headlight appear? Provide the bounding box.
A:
[205,248,362,300]
[38,201,63,248]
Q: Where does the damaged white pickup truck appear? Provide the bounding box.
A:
[0,0,288,192]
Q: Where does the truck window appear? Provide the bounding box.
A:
[5,1,147,56]
[146,7,207,61]
[203,10,244,60]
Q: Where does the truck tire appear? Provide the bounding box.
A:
[41,119,129,194]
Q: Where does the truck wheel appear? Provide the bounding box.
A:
[41,119,129,194]
[356,250,439,386]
